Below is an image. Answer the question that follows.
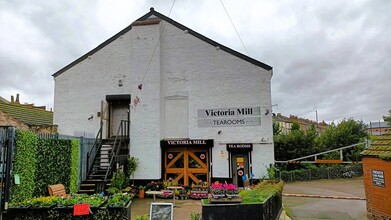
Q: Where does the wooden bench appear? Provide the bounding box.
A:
[48,184,69,198]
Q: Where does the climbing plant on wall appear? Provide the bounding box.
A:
[10,130,38,202]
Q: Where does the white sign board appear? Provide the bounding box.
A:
[372,170,385,187]
[197,106,261,127]
[197,107,260,118]
[198,117,261,127]
[150,203,173,220]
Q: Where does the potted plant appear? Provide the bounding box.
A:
[127,157,139,185]
[224,183,239,198]
[210,182,225,198]
[179,188,188,200]
[138,186,146,199]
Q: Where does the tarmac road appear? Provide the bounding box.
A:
[283,177,367,220]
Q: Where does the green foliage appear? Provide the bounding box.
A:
[107,193,133,206]
[69,139,80,193]
[34,139,72,196]
[383,110,391,126]
[111,170,126,190]
[379,155,391,161]
[275,118,368,162]
[239,180,284,204]
[10,130,81,203]
[10,130,38,203]
[318,119,367,150]
[273,120,281,135]
[267,166,277,179]
[126,156,139,177]
[190,211,202,220]
[274,126,318,161]
[135,214,149,220]
[107,187,120,195]
[291,121,301,131]
[280,164,363,182]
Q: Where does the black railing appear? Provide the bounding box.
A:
[0,126,15,212]
[104,120,129,181]
[86,121,103,178]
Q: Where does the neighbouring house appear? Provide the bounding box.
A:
[273,113,328,134]
[0,94,56,133]
[361,131,391,219]
[368,121,390,136]
[53,8,274,186]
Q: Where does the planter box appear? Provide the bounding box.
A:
[208,194,242,204]
[202,194,282,220]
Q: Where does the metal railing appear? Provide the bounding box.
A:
[86,121,103,177]
[104,120,129,181]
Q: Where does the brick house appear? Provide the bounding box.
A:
[53,8,274,186]
[273,113,328,134]
[0,95,56,133]
[361,132,391,219]
[368,121,390,136]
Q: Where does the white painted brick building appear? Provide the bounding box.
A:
[53,8,274,186]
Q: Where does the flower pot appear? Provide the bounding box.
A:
[211,194,225,199]
[138,189,145,199]
[226,194,240,199]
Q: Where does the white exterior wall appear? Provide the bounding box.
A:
[159,22,274,179]
[54,17,274,180]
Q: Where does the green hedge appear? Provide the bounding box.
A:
[34,139,72,196]
[11,130,38,202]
[70,139,80,193]
[280,164,363,182]
[10,130,80,202]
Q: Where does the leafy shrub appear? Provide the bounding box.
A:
[111,170,126,190]
[239,180,284,204]
[34,139,72,196]
[69,139,80,193]
[10,130,38,203]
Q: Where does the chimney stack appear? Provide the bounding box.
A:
[16,93,20,103]
[11,95,14,102]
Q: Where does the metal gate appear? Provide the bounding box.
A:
[0,126,15,216]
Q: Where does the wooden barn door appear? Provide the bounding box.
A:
[164,148,208,186]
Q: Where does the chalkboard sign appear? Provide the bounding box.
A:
[150,203,173,220]
[372,170,385,187]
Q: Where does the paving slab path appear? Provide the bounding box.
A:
[283,177,367,220]
[131,197,202,220]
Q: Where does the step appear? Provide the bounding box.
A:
[78,189,95,194]
[80,183,96,187]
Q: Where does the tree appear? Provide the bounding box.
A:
[274,118,368,162]
[273,120,281,135]
[291,121,301,131]
[384,110,391,126]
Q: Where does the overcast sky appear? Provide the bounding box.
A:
[1,0,390,123]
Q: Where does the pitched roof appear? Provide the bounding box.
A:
[53,7,272,78]
[0,102,53,126]
[361,132,391,157]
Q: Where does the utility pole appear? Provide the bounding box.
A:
[316,110,319,135]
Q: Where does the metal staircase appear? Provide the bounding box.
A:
[78,120,129,194]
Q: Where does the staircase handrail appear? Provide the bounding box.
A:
[104,120,129,181]
[86,121,103,177]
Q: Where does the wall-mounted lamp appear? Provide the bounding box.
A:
[265,109,270,115]
[218,130,222,135]
[118,79,123,87]
[88,114,93,120]
[220,150,225,158]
